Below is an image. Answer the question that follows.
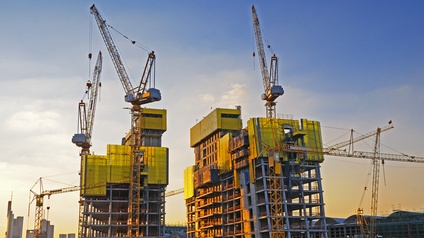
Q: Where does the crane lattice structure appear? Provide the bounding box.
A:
[90,4,161,238]
[72,51,103,153]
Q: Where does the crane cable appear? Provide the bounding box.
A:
[107,24,152,53]
[105,23,153,87]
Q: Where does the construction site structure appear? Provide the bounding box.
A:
[82,4,166,238]
[79,108,168,238]
[184,107,327,238]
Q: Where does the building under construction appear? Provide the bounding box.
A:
[79,108,168,238]
[184,107,327,238]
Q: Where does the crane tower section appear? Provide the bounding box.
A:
[252,5,284,118]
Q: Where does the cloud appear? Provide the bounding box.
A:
[200,93,215,102]
[5,109,61,133]
[219,83,247,108]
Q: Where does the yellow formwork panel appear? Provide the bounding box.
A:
[81,155,108,196]
[145,147,169,185]
[107,144,131,183]
[140,108,167,131]
[248,158,255,184]
[82,144,169,196]
[190,108,241,147]
[184,166,195,199]
[240,188,251,234]
[218,133,232,173]
[247,117,323,162]
[301,119,324,162]
[234,169,240,188]
[247,118,286,159]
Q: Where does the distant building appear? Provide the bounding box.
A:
[59,233,76,238]
[325,211,424,238]
[164,224,187,237]
[5,200,24,238]
[26,219,54,238]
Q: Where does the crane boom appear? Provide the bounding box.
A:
[90,4,161,105]
[86,52,102,145]
[90,5,133,94]
[324,123,394,152]
[252,6,270,94]
[252,5,284,118]
[72,51,102,152]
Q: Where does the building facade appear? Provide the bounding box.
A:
[326,211,424,238]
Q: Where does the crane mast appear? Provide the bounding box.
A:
[369,127,381,238]
[252,5,284,118]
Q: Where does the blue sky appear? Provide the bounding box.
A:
[1,1,423,236]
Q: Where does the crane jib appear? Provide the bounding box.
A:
[90,4,161,106]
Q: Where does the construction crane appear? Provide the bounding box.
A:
[90,5,161,238]
[252,5,284,119]
[29,178,181,238]
[252,5,285,238]
[71,51,103,153]
[90,4,160,107]
[28,178,80,238]
[71,51,102,238]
